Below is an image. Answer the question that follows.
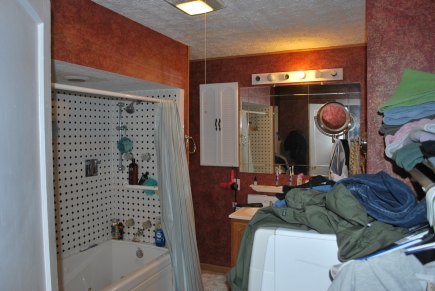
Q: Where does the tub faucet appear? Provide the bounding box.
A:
[132,228,143,242]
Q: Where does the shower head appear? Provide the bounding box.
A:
[125,101,135,114]
[125,100,142,114]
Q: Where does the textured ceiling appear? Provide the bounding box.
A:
[92,0,366,60]
[53,1,366,92]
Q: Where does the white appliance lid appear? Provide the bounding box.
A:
[275,227,337,240]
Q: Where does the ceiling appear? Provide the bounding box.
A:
[93,0,366,60]
[52,0,366,93]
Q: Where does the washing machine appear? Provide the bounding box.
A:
[248,227,340,291]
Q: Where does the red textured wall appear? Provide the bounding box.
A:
[52,0,189,90]
[189,46,366,267]
[366,0,435,177]
[51,0,190,130]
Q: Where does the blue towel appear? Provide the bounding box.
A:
[142,177,158,195]
[383,102,435,125]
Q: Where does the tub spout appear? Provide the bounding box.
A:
[132,228,143,242]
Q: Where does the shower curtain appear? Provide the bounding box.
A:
[155,101,204,291]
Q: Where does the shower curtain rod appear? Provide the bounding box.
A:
[52,83,172,103]
[242,110,267,115]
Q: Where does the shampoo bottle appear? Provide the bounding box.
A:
[155,216,165,247]
[128,158,138,185]
[111,218,119,239]
[117,221,124,240]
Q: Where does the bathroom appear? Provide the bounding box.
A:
[2,0,435,290]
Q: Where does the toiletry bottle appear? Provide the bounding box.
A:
[289,169,293,186]
[118,221,124,240]
[111,219,119,239]
[254,176,257,186]
[128,158,138,185]
[275,167,279,187]
[138,171,149,185]
[297,173,303,186]
[155,216,165,247]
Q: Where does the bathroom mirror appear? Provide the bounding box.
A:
[239,83,361,175]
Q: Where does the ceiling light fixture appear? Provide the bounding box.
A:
[164,0,226,15]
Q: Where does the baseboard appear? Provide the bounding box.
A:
[200,263,231,274]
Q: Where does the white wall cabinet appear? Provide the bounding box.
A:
[200,82,239,167]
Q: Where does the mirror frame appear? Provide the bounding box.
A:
[314,101,352,137]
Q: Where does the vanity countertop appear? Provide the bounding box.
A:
[229,207,260,220]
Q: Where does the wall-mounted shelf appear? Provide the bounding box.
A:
[123,182,158,193]
[250,184,283,193]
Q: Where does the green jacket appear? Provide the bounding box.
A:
[226,184,408,291]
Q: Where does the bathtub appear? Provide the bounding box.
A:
[58,240,173,291]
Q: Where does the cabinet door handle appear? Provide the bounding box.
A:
[218,119,221,131]
[215,118,218,131]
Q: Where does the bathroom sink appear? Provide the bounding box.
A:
[250,184,283,193]
[229,207,261,220]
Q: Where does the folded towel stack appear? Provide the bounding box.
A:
[378,69,435,172]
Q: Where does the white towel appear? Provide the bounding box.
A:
[425,187,435,226]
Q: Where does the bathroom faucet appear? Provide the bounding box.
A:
[132,228,143,242]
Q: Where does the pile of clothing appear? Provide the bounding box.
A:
[227,171,428,291]
[378,69,435,171]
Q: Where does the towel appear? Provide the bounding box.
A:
[392,143,424,171]
[379,124,402,135]
[142,177,158,195]
[384,118,434,158]
[426,187,435,226]
[405,123,435,144]
[382,102,435,125]
[378,69,435,113]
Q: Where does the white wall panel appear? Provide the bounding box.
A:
[52,89,178,258]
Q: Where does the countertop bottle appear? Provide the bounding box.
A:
[253,176,257,186]
[128,158,138,185]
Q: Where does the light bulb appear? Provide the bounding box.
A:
[297,71,306,79]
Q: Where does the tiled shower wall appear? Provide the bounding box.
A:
[249,106,274,173]
[240,87,274,173]
[52,88,179,258]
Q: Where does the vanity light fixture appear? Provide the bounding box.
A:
[164,0,226,15]
[251,68,343,85]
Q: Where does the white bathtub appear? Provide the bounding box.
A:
[58,240,173,291]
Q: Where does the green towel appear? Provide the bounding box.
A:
[392,143,424,171]
[142,177,158,195]
[378,69,435,113]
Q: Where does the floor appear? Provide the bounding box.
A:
[202,270,230,291]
